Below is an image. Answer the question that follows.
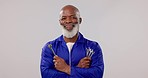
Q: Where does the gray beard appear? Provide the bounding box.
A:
[62,24,79,38]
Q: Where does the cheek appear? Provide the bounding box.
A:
[72,20,78,24]
[59,20,64,25]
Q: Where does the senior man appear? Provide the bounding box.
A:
[40,5,104,78]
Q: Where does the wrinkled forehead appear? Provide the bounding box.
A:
[59,9,80,19]
[60,8,77,16]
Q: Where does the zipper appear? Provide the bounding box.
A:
[69,51,71,67]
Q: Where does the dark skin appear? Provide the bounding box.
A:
[53,5,91,75]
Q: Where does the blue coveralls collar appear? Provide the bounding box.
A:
[57,32,86,48]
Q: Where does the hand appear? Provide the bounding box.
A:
[77,57,91,68]
[53,55,70,75]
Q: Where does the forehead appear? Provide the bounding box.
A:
[60,8,77,16]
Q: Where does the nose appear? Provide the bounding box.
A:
[65,17,72,23]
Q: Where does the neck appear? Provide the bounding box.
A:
[64,33,78,43]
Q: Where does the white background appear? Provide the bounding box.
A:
[0,0,148,78]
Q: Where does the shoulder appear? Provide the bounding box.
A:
[85,38,100,46]
[42,36,62,50]
[84,38,102,51]
[79,32,101,49]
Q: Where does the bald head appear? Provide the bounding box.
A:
[61,5,79,13]
[59,5,81,19]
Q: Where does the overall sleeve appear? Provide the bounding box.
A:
[71,42,104,78]
[40,44,68,78]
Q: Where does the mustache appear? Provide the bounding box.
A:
[63,22,79,27]
[63,24,76,28]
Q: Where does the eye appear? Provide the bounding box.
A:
[72,16,77,19]
[61,17,66,20]
[61,18,66,20]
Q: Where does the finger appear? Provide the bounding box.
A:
[82,64,89,68]
[84,58,91,61]
[83,57,88,59]
[54,62,58,66]
[84,60,91,63]
[54,62,57,66]
[83,57,91,60]
[53,60,56,62]
[86,57,91,60]
[83,63,90,67]
[83,60,90,63]
[54,55,59,60]
[82,62,90,66]
[86,63,90,66]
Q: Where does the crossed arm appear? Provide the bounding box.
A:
[53,55,91,75]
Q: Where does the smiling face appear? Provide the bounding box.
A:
[59,5,82,38]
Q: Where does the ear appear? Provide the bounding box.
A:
[59,19,60,23]
[59,19,62,25]
[79,18,82,24]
